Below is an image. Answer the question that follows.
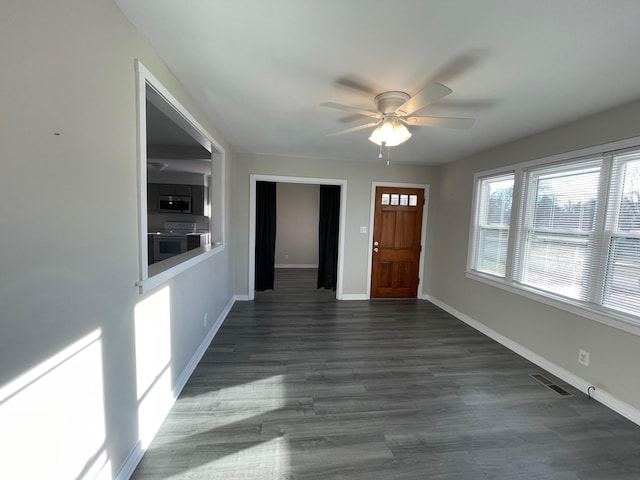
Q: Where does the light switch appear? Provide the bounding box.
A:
[359,226,367,234]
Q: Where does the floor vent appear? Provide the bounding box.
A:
[530,373,574,398]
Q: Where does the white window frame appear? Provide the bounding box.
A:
[515,158,604,301]
[467,136,640,337]
[468,171,515,278]
[135,60,225,294]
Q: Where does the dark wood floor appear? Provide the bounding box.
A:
[132,269,640,479]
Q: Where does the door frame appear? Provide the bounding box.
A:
[248,174,347,300]
[366,182,430,299]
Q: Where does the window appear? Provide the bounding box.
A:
[135,61,225,293]
[603,150,640,316]
[468,142,640,328]
[471,174,514,277]
[517,160,601,300]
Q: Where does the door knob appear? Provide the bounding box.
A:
[374,247,379,253]
[374,241,379,246]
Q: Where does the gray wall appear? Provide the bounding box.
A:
[232,153,439,297]
[0,0,235,478]
[429,99,640,416]
[275,183,319,267]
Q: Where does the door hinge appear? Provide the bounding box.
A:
[419,245,422,252]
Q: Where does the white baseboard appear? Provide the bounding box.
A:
[341,294,368,300]
[114,295,237,480]
[172,296,235,397]
[274,264,318,269]
[113,440,143,480]
[424,295,640,427]
[234,294,250,301]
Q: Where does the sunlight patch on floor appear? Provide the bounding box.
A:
[187,435,291,480]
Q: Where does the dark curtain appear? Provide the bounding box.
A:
[317,185,341,290]
[255,181,277,291]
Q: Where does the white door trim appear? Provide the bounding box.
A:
[248,174,347,300]
[367,182,430,299]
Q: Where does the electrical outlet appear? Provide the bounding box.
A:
[360,226,367,234]
[285,254,289,260]
[578,349,590,366]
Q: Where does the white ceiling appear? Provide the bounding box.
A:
[115,0,640,165]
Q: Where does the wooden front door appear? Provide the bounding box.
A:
[370,186,424,298]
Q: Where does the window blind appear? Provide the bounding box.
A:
[515,159,602,301]
[473,174,514,277]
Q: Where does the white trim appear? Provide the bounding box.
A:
[425,294,640,427]
[234,294,250,302]
[172,297,234,396]
[248,175,347,301]
[275,264,318,269]
[466,170,517,275]
[341,294,369,300]
[114,440,143,480]
[114,295,236,480]
[135,61,149,285]
[367,182,430,299]
[137,244,225,294]
[134,60,226,294]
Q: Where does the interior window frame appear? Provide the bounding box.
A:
[134,60,225,294]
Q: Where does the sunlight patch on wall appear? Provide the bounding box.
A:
[0,330,108,480]
[134,286,174,449]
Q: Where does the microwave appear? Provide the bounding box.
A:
[158,195,191,213]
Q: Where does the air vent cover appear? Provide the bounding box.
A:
[530,373,574,398]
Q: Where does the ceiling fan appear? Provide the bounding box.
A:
[321,82,475,147]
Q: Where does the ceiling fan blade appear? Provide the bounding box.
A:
[402,116,475,129]
[396,83,452,116]
[427,50,489,85]
[335,75,381,96]
[320,102,381,119]
[326,121,381,137]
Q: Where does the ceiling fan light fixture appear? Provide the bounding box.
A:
[368,118,411,147]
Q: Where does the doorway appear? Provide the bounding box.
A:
[249,175,347,300]
[369,184,429,298]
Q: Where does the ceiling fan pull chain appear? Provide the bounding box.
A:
[386,145,391,166]
[378,143,383,159]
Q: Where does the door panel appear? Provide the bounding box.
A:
[371,186,424,298]
[396,211,416,248]
[380,212,396,246]
[378,262,393,288]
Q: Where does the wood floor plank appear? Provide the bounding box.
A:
[131,268,640,479]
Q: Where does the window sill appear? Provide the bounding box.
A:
[137,243,224,294]
[465,270,640,337]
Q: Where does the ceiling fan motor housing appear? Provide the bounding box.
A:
[374,91,410,115]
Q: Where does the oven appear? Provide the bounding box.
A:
[153,234,188,262]
[149,221,208,263]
